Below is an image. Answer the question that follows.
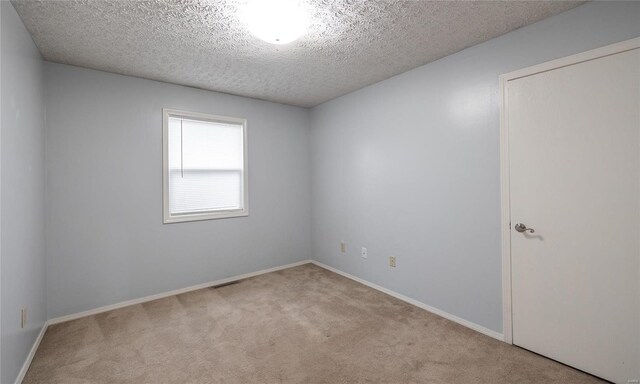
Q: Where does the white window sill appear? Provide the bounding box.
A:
[163,209,249,224]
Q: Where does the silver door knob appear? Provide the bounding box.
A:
[514,223,535,233]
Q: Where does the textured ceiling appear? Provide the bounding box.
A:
[13,0,584,107]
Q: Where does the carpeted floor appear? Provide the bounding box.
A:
[24,264,604,383]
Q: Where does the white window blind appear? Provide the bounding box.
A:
[163,110,247,223]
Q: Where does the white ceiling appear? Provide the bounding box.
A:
[13,0,584,107]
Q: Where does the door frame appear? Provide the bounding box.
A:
[499,37,640,344]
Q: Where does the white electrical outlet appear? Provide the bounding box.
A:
[21,308,27,328]
[361,247,367,259]
[340,241,346,253]
[389,256,396,267]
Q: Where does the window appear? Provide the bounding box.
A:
[163,109,248,223]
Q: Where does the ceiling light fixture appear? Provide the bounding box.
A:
[243,0,310,45]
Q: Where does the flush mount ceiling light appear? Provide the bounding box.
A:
[243,0,310,45]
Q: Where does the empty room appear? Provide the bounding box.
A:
[1,0,639,383]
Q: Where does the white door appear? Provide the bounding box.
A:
[506,41,640,384]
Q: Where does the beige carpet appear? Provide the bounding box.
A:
[24,264,604,383]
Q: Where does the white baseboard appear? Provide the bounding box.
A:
[14,321,49,384]
[15,259,310,383]
[48,259,312,325]
[311,261,504,341]
[18,258,501,383]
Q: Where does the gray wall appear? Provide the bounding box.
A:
[1,1,47,383]
[45,63,311,319]
[309,1,640,334]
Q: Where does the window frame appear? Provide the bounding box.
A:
[162,108,249,224]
